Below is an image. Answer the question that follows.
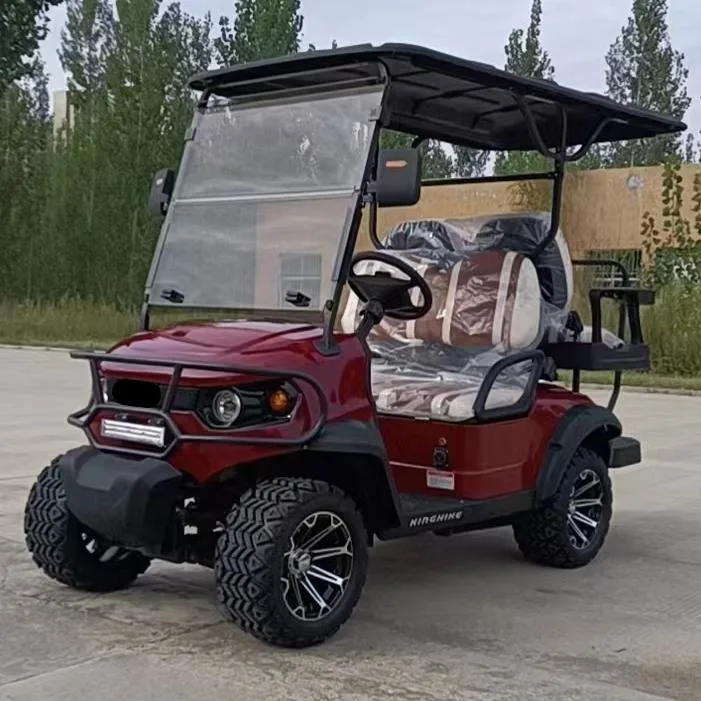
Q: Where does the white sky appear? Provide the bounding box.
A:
[41,0,701,135]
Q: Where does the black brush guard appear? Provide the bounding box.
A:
[68,350,329,459]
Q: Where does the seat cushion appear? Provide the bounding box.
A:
[370,363,528,421]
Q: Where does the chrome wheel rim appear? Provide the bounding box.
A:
[567,468,604,550]
[281,511,354,622]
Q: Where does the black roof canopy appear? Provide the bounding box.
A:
[188,43,687,152]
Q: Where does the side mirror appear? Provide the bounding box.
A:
[148,168,175,217]
[375,148,422,208]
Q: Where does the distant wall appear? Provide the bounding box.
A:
[357,164,701,258]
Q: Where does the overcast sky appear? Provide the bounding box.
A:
[41,0,701,134]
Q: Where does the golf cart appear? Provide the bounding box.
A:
[24,44,686,648]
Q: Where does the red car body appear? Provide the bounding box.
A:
[91,320,591,501]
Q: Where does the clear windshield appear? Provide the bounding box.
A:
[148,86,383,312]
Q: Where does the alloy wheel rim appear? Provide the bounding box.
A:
[281,510,354,622]
[566,468,604,551]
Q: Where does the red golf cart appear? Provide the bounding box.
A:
[24,43,685,648]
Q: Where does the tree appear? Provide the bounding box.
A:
[604,0,691,167]
[215,0,303,66]
[0,61,53,299]
[0,0,64,93]
[1,62,57,298]
[58,0,115,127]
[685,132,697,164]
[28,0,213,304]
[495,0,557,175]
[420,140,456,179]
[454,147,489,178]
[503,0,553,82]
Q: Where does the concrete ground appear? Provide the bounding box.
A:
[1,347,700,701]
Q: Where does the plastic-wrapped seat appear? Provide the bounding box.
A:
[379,211,624,348]
[341,247,544,421]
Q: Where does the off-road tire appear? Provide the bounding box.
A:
[214,477,368,648]
[24,457,151,591]
[513,447,612,569]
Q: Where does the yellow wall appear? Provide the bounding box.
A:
[357,164,701,258]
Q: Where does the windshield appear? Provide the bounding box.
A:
[148,86,383,312]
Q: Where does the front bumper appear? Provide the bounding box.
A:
[59,446,182,548]
[609,436,641,468]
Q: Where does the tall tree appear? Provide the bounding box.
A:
[503,0,554,82]
[215,0,303,66]
[0,58,55,300]
[495,0,558,175]
[604,0,690,167]
[34,0,213,304]
[0,0,64,93]
[58,0,114,101]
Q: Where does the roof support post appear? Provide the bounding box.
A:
[514,96,568,255]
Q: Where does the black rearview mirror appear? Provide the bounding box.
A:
[148,168,175,217]
[375,148,422,208]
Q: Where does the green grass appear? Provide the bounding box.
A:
[0,299,138,349]
[0,299,235,349]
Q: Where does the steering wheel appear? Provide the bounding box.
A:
[348,251,433,321]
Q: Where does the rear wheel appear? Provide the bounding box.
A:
[24,457,151,591]
[513,447,612,569]
[214,477,368,648]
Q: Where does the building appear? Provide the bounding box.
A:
[52,89,75,137]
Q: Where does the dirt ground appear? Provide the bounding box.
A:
[1,348,700,701]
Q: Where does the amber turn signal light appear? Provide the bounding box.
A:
[267,387,294,415]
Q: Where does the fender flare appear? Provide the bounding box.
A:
[535,405,622,504]
[305,420,401,531]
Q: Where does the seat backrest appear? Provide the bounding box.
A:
[448,212,574,312]
[383,213,574,308]
[340,248,543,353]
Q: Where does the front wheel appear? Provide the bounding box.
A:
[214,477,368,648]
[24,457,151,590]
[513,447,613,569]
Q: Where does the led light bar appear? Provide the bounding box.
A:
[101,419,166,447]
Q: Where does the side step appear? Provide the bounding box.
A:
[378,490,535,540]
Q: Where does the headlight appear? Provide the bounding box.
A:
[211,389,242,426]
[197,382,298,430]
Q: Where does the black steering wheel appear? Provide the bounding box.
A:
[348,251,433,321]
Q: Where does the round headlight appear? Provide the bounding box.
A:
[212,389,242,426]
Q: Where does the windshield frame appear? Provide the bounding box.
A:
[141,79,387,330]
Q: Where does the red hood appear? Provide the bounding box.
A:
[102,322,331,386]
[109,321,324,364]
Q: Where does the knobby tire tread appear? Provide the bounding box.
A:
[513,448,612,569]
[215,477,365,648]
[24,457,150,591]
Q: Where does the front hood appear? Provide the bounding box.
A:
[107,320,324,368]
